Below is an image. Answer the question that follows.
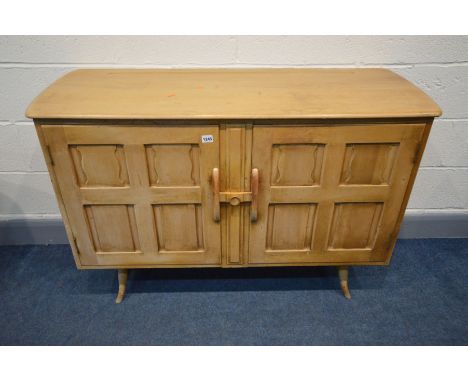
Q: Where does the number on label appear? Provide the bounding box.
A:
[201,135,214,143]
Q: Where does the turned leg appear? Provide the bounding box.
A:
[115,269,128,304]
[338,266,351,299]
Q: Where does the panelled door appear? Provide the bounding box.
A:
[43,125,221,267]
[249,123,425,264]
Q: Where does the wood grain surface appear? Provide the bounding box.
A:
[26,69,441,119]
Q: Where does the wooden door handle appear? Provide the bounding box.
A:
[212,168,220,222]
[251,168,259,222]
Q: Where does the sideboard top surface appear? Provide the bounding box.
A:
[26,68,441,120]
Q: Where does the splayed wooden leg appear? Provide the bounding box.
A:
[338,266,351,299]
[115,269,128,304]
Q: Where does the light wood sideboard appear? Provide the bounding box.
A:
[26,69,441,302]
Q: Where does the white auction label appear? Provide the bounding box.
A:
[201,135,214,143]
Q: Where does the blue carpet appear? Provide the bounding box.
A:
[0,239,466,345]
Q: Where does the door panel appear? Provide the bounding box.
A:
[84,204,140,253]
[249,123,425,264]
[270,144,325,186]
[44,125,221,266]
[266,203,317,250]
[327,202,383,249]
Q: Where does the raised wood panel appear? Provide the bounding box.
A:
[153,204,204,252]
[328,202,383,250]
[70,144,129,187]
[84,205,140,253]
[249,123,425,264]
[145,144,200,186]
[340,143,399,185]
[266,204,316,250]
[271,144,324,186]
[42,124,221,267]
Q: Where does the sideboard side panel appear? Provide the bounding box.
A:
[384,119,434,264]
[34,121,84,268]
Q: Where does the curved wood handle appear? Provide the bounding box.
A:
[212,168,220,222]
[251,168,259,222]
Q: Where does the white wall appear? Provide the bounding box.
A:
[1,36,467,222]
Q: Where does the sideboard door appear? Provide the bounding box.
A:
[249,123,426,264]
[42,125,221,267]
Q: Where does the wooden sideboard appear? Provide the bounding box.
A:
[26,69,441,302]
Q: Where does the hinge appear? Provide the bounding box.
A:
[44,145,54,166]
[412,142,423,164]
[72,236,80,255]
[387,233,396,252]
